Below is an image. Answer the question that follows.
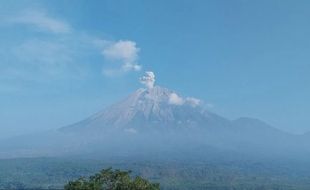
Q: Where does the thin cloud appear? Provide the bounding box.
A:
[10,10,71,34]
[2,9,142,82]
[169,93,184,105]
[102,40,141,76]
[168,93,202,107]
[13,39,73,75]
[186,97,201,107]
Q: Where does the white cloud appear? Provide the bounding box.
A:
[1,36,92,81]
[124,128,138,134]
[15,40,72,64]
[102,40,141,75]
[10,10,71,34]
[102,40,139,63]
[122,62,142,72]
[140,71,155,89]
[186,97,201,107]
[168,93,203,107]
[2,9,142,81]
[206,103,214,109]
[13,40,73,75]
[169,93,184,105]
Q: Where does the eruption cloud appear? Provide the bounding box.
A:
[140,71,155,89]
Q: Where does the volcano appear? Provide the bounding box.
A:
[60,86,230,134]
[1,72,308,160]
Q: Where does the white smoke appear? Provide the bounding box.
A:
[140,71,155,89]
[186,97,201,107]
[102,40,141,75]
[124,128,138,134]
[169,94,202,107]
[169,93,184,105]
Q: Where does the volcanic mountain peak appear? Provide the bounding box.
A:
[97,86,203,122]
[60,83,220,134]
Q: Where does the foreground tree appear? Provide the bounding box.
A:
[64,168,160,190]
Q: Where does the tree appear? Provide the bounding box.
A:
[64,168,160,190]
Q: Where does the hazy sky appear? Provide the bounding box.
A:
[0,0,309,138]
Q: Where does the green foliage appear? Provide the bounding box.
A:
[64,168,160,190]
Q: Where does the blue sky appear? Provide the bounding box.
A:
[0,0,309,138]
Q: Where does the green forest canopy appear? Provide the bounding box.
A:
[64,168,160,190]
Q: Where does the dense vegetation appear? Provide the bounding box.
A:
[64,168,159,190]
[1,157,310,189]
